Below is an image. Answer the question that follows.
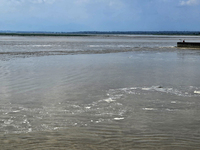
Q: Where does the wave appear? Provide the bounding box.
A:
[107,86,200,99]
[1,85,200,149]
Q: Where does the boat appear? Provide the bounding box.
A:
[177,41,200,48]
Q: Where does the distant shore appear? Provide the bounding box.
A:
[0,32,90,36]
[0,31,200,36]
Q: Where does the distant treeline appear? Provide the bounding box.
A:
[0,31,200,36]
[74,31,200,35]
[0,32,89,36]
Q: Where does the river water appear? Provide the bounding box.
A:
[0,35,200,149]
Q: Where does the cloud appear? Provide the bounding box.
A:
[0,0,200,31]
[75,0,90,5]
[180,0,200,6]
[5,0,56,4]
[31,0,56,4]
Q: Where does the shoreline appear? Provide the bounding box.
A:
[0,33,91,37]
[0,31,200,36]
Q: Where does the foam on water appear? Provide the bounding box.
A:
[114,117,124,120]
[103,98,116,103]
[194,90,200,94]
[1,85,199,134]
[142,108,157,111]
[108,86,200,98]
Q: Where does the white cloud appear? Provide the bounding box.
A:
[75,0,90,5]
[108,0,125,9]
[180,0,200,6]
[26,0,56,4]
[5,0,56,4]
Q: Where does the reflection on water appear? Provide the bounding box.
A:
[0,35,200,149]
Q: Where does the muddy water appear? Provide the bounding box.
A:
[0,35,200,149]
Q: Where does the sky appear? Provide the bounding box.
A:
[0,0,200,32]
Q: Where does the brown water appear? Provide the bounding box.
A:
[0,35,200,149]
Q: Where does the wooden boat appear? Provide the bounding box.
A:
[177,41,200,48]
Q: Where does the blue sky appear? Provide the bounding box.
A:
[0,0,200,32]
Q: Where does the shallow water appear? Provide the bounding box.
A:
[0,35,200,149]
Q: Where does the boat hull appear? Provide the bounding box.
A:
[177,42,200,48]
